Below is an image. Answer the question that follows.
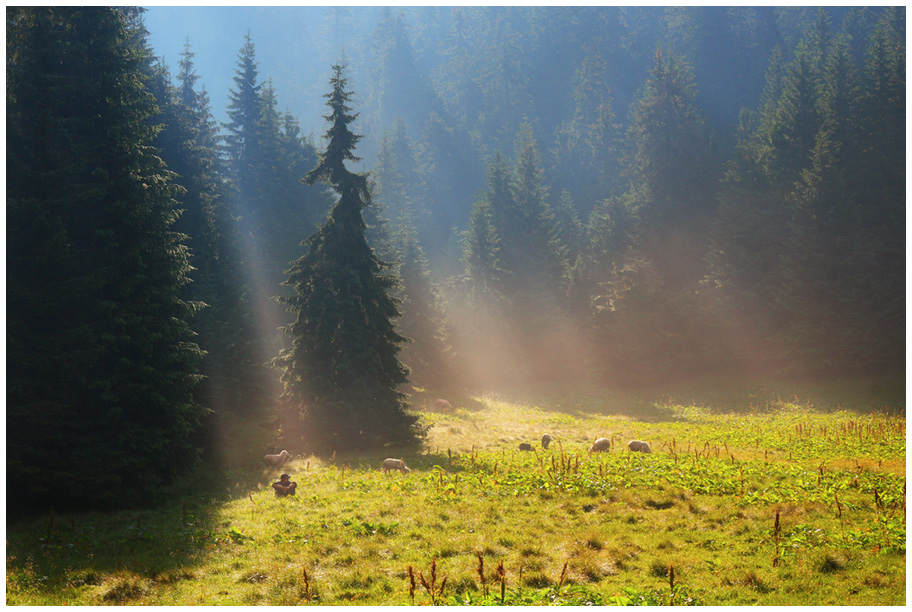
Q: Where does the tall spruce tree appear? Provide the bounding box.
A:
[147,43,274,466]
[367,9,438,145]
[373,121,450,389]
[552,51,621,213]
[223,32,264,212]
[258,80,331,280]
[7,7,204,511]
[624,47,715,233]
[552,191,586,273]
[462,197,506,304]
[458,134,573,383]
[417,112,483,275]
[392,214,452,391]
[506,121,568,319]
[454,187,512,387]
[223,34,333,361]
[595,48,718,382]
[703,45,798,372]
[470,152,514,296]
[373,117,430,240]
[274,65,424,452]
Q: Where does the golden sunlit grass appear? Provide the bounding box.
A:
[6,389,905,605]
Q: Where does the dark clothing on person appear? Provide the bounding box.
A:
[272,475,297,497]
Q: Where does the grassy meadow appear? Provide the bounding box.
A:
[6,384,906,605]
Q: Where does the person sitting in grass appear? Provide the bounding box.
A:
[272,473,297,498]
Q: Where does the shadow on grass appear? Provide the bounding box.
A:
[6,484,225,603]
[4,454,313,604]
[7,445,461,603]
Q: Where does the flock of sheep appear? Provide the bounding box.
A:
[526,434,651,456]
[265,430,652,478]
[264,399,654,478]
[376,435,652,474]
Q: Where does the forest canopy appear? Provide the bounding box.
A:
[6,6,905,512]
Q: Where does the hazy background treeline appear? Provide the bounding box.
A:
[7,6,904,512]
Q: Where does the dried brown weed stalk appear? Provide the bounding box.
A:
[416,558,447,605]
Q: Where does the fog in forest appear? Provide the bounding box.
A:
[142,5,904,388]
[8,6,904,509]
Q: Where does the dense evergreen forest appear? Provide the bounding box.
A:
[7,6,904,512]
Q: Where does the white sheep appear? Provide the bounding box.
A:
[264,450,290,466]
[628,440,652,453]
[588,437,611,455]
[382,458,411,474]
[541,434,553,450]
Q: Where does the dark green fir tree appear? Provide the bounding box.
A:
[391,213,452,392]
[146,42,274,467]
[7,7,204,511]
[274,65,425,453]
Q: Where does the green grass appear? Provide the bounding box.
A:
[6,388,905,605]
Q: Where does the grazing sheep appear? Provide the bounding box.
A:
[588,438,611,455]
[382,458,411,474]
[541,434,553,450]
[628,440,652,453]
[433,399,452,412]
[264,450,290,466]
[518,443,534,451]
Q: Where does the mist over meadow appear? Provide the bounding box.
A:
[142,5,904,384]
[8,6,904,511]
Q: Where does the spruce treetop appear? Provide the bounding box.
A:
[306,64,366,196]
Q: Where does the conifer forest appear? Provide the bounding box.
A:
[6,6,905,514]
